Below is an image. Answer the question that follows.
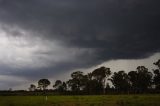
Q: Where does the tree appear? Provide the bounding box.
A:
[91,66,111,94]
[81,74,101,94]
[128,71,138,92]
[53,80,62,89]
[62,82,67,91]
[29,84,36,91]
[53,80,67,92]
[136,66,152,92]
[153,69,160,90]
[110,71,130,93]
[38,79,51,90]
[128,66,152,93]
[105,83,113,94]
[67,71,85,92]
[153,59,160,90]
[154,59,160,68]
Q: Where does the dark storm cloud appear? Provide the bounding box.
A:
[1,0,160,49]
[0,0,160,82]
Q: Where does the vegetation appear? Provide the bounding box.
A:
[38,79,51,90]
[25,59,160,95]
[0,95,160,106]
[0,60,160,106]
[1,59,160,95]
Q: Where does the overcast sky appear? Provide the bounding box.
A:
[0,0,160,90]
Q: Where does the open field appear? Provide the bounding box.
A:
[0,95,160,106]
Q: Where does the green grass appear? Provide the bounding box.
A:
[0,95,160,106]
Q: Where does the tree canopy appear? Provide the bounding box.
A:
[28,59,160,94]
[38,79,51,90]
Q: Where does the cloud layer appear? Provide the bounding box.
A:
[0,0,160,89]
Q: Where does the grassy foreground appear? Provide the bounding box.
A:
[0,95,160,106]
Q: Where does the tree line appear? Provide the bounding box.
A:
[28,59,160,95]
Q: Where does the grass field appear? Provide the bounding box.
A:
[0,95,160,106]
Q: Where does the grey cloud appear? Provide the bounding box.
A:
[0,0,159,48]
[0,0,160,89]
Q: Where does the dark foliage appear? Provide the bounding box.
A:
[1,59,160,95]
